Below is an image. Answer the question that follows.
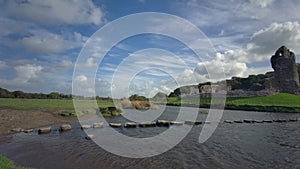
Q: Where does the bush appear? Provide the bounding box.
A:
[99,107,121,117]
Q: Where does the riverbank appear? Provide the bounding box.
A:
[0,109,78,135]
[1,93,299,134]
[166,103,300,113]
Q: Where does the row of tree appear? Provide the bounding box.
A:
[0,88,73,99]
[0,87,147,101]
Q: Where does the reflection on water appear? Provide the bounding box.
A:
[1,106,300,169]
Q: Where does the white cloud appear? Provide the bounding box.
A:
[17,34,65,53]
[246,66,272,76]
[0,61,7,69]
[14,64,43,84]
[73,75,95,96]
[178,0,300,39]
[59,59,73,68]
[159,85,173,94]
[0,58,77,94]
[247,22,300,60]
[3,0,103,25]
[221,21,300,63]
[75,57,98,68]
[86,57,97,67]
[249,0,275,8]
[48,59,73,73]
[8,30,86,54]
[194,53,247,81]
[0,17,29,36]
[75,75,87,82]
[174,69,197,86]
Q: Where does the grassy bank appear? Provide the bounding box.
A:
[0,98,115,110]
[0,98,116,116]
[227,93,300,113]
[166,93,300,113]
[0,156,33,169]
[0,98,159,117]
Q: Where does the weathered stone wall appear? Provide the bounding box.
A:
[270,46,300,94]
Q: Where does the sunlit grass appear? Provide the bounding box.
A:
[228,93,300,107]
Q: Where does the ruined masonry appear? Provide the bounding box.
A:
[269,46,300,94]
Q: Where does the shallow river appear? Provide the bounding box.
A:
[1,106,300,169]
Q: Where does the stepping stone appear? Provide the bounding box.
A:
[273,119,287,123]
[243,119,254,123]
[93,122,104,128]
[139,122,156,127]
[23,129,34,133]
[11,128,24,133]
[224,120,233,124]
[109,123,122,128]
[170,121,184,125]
[263,120,273,123]
[289,119,298,122]
[85,134,94,140]
[254,120,263,123]
[38,127,52,134]
[156,120,170,127]
[59,124,72,132]
[234,120,243,123]
[81,125,92,129]
[185,121,195,125]
[124,122,137,128]
[184,121,202,125]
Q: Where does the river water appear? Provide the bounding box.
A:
[1,106,300,169]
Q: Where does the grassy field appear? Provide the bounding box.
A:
[0,156,32,169]
[0,93,299,113]
[165,93,300,113]
[0,98,115,110]
[225,93,300,113]
[165,97,238,107]
[228,93,300,107]
[0,98,116,116]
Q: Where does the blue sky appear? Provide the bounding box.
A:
[0,0,299,97]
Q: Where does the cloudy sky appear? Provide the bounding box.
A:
[0,0,299,97]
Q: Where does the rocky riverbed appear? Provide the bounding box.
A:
[0,109,78,135]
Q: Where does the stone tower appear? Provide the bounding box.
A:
[270,46,300,93]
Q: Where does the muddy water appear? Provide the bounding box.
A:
[1,106,300,169]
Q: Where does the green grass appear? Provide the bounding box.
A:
[165,93,300,113]
[228,93,300,107]
[0,156,33,169]
[0,98,115,117]
[165,97,235,107]
[1,93,299,113]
